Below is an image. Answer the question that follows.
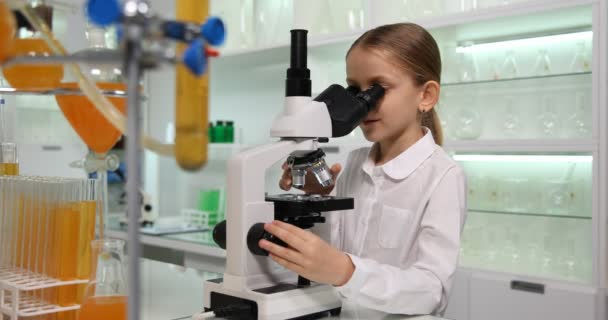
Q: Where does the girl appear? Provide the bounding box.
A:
[260,23,467,315]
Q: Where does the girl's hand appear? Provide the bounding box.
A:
[259,220,355,286]
[279,163,342,195]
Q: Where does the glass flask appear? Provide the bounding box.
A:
[406,0,442,19]
[311,0,334,36]
[568,91,590,138]
[0,0,16,62]
[454,100,483,140]
[212,0,255,51]
[2,1,64,90]
[55,24,126,157]
[533,48,552,76]
[537,95,560,137]
[502,97,520,137]
[457,41,479,82]
[501,49,518,79]
[79,239,128,320]
[255,0,292,46]
[488,56,501,80]
[569,41,590,73]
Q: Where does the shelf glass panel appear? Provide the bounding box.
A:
[438,72,592,141]
[460,211,592,283]
[456,153,593,283]
[442,71,591,87]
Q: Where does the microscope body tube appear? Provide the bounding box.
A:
[175,0,209,171]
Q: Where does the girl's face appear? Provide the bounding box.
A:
[346,47,423,143]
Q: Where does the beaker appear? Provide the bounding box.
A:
[79,239,128,320]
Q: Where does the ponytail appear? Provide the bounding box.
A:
[421,109,443,146]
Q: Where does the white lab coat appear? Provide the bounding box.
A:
[330,128,467,315]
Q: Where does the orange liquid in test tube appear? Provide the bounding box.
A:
[2,39,64,90]
[55,82,127,155]
[0,163,19,175]
[56,202,80,307]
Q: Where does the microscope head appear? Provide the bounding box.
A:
[270,30,385,139]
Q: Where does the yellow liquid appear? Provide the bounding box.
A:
[0,163,19,175]
[175,0,209,170]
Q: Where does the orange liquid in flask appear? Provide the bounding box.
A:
[2,39,64,90]
[55,82,127,155]
[79,296,127,320]
[0,1,16,62]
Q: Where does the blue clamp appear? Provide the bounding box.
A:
[183,39,207,76]
[201,17,225,46]
[86,0,122,27]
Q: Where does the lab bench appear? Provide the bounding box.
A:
[139,257,449,320]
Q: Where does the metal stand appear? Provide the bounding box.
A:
[124,22,145,320]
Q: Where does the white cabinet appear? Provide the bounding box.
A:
[469,271,597,320]
[445,269,471,320]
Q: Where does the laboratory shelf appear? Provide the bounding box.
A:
[469,209,591,220]
[214,0,593,62]
[444,139,597,153]
[0,87,128,98]
[0,266,88,319]
[442,71,592,87]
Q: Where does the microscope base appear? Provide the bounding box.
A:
[203,278,342,320]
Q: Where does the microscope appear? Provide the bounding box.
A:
[205,30,384,320]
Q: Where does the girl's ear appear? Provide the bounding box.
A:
[418,81,440,113]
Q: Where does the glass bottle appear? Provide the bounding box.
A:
[537,95,560,137]
[79,239,128,320]
[533,48,552,76]
[226,121,235,143]
[569,41,590,73]
[215,120,226,143]
[501,49,518,79]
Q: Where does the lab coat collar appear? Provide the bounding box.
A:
[362,127,437,180]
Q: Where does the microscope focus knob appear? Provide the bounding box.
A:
[213,220,227,249]
[247,223,287,256]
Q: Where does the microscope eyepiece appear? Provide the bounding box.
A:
[314,83,385,138]
[357,84,385,112]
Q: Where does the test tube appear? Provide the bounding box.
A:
[174,0,210,170]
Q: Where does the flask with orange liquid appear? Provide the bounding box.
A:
[55,24,125,157]
[0,0,16,63]
[2,2,64,90]
[79,239,127,320]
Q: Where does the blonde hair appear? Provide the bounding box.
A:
[348,23,443,145]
